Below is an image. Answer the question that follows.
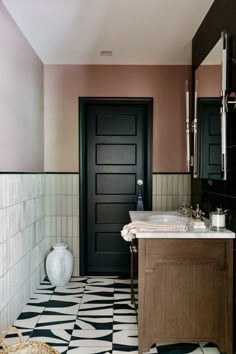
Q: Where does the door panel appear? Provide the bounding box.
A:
[96,174,136,195]
[96,232,128,253]
[96,144,136,165]
[80,99,152,274]
[96,203,136,224]
[96,114,137,135]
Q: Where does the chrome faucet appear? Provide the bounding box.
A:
[177,202,193,217]
[192,203,205,219]
[177,202,205,219]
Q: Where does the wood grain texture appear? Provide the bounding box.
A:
[138,239,233,354]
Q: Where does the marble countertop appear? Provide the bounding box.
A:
[129,211,235,239]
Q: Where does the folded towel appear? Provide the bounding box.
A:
[121,220,188,242]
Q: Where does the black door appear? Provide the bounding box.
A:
[199,98,221,179]
[80,98,152,275]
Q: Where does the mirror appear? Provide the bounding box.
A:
[193,32,228,180]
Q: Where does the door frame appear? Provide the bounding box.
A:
[198,97,221,179]
[79,97,153,275]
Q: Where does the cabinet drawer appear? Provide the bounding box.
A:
[144,239,226,270]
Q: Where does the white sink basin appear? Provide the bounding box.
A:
[145,214,189,225]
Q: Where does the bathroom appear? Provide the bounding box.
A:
[0,0,236,353]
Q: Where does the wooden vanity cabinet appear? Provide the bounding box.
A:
[138,238,233,354]
[130,238,138,305]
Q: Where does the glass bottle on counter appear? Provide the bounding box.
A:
[210,207,226,231]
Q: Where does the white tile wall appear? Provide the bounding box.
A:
[0,172,189,332]
[0,174,47,332]
[152,174,191,211]
[44,174,79,276]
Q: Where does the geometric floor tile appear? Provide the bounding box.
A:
[113,303,136,314]
[54,286,85,295]
[113,315,138,330]
[6,277,220,354]
[84,285,115,296]
[113,293,132,304]
[199,342,221,354]
[87,278,116,286]
[79,302,113,316]
[21,304,45,314]
[67,347,112,353]
[14,315,41,329]
[35,283,56,295]
[82,295,114,305]
[29,329,72,343]
[70,329,113,347]
[28,293,52,304]
[36,314,77,329]
[114,279,132,294]
[78,303,113,316]
[75,317,113,330]
[112,329,138,348]
[156,343,203,354]
[44,303,79,315]
[50,294,82,304]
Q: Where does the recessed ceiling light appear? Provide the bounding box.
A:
[100,50,112,56]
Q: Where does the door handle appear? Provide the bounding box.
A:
[136,179,144,210]
[137,179,143,186]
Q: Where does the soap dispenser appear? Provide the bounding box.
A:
[210,207,226,231]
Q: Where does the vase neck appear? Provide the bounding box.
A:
[53,243,68,250]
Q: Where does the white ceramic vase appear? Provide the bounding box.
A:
[46,243,73,286]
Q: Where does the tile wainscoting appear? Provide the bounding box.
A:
[44,174,79,277]
[0,174,46,332]
[0,173,80,332]
[0,172,190,331]
[152,174,191,211]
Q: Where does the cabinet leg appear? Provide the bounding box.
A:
[218,339,232,354]
[130,244,134,304]
[138,333,144,354]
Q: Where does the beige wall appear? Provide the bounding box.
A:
[195,65,221,97]
[44,65,191,172]
[0,2,44,171]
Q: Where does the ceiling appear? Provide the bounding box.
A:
[201,38,221,65]
[2,0,214,65]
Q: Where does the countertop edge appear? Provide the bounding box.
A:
[130,211,235,239]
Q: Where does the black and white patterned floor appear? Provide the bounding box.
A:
[2,277,221,354]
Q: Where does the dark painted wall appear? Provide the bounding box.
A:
[192,1,236,352]
[192,0,236,91]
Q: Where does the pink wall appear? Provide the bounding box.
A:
[195,65,221,97]
[44,65,191,172]
[0,2,44,171]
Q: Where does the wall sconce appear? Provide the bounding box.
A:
[220,31,228,180]
[185,80,190,172]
